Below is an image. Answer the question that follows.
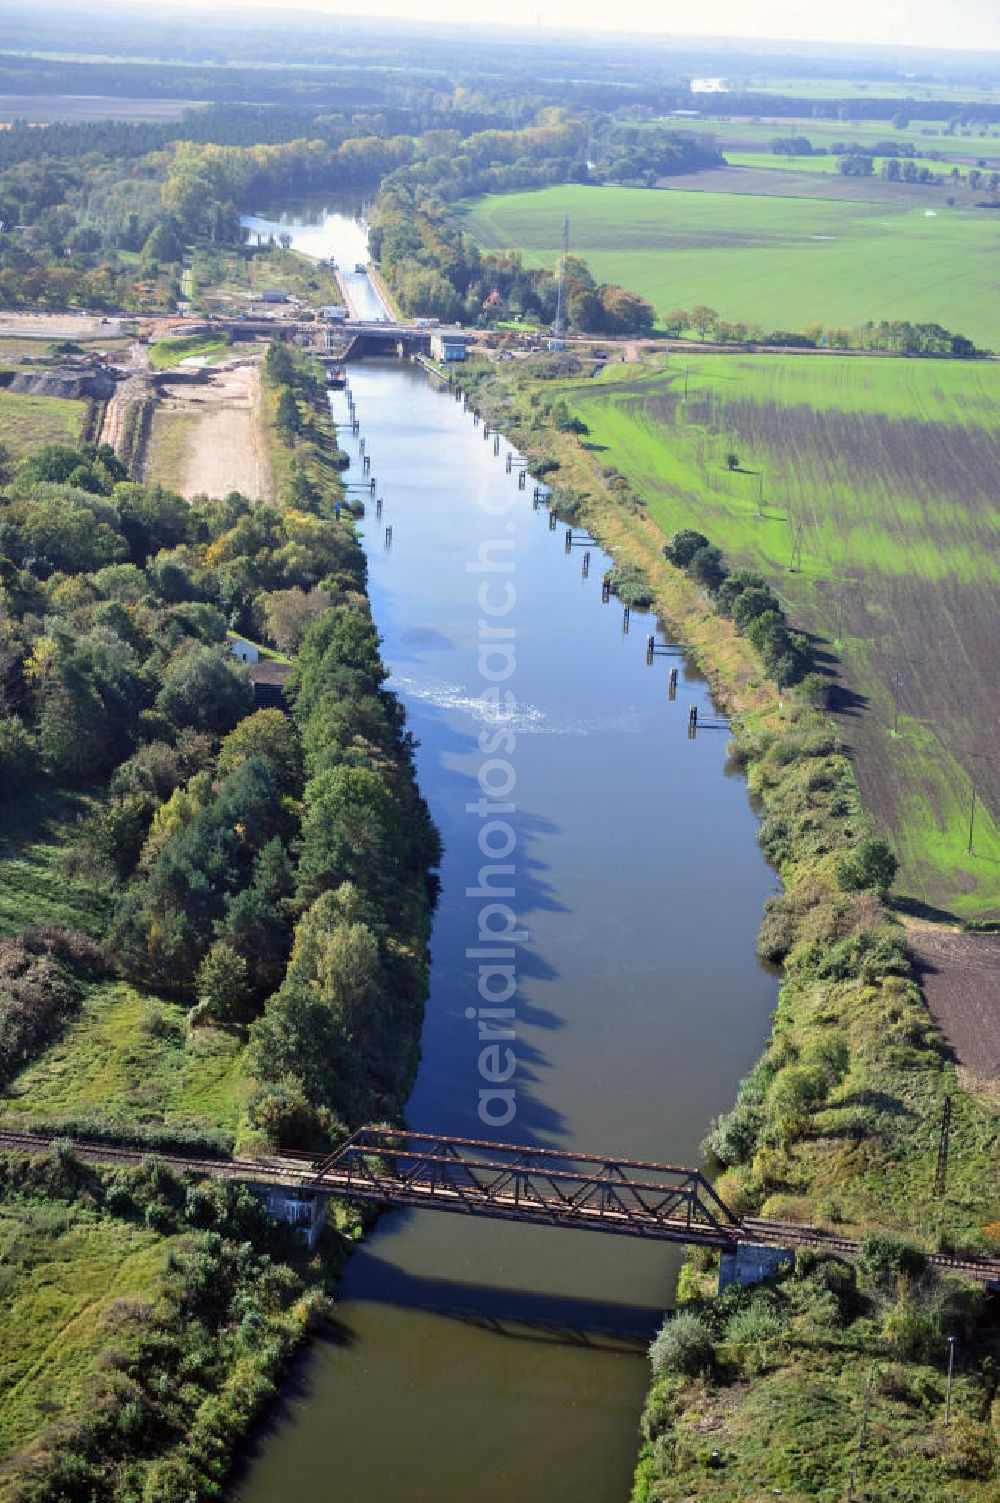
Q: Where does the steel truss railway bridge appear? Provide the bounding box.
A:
[1,1127,997,1288]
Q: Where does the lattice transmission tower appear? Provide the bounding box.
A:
[553,216,571,338]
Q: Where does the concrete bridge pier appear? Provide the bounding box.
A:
[251,1184,330,1249]
[718,1241,794,1292]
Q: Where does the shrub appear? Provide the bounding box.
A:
[716,569,768,615]
[664,530,710,568]
[649,1312,715,1377]
[803,1033,849,1087]
[758,814,793,866]
[687,545,725,593]
[797,671,829,709]
[757,899,797,964]
[605,563,654,607]
[836,836,898,896]
[0,716,35,800]
[859,1234,928,1287]
[732,586,781,633]
[883,1292,944,1361]
[245,1076,337,1149]
[704,1098,764,1166]
[725,1295,783,1343]
[766,1064,829,1145]
[945,1417,997,1480]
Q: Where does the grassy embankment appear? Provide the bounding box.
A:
[457,184,1000,343]
[559,356,1000,919]
[451,352,1000,1501]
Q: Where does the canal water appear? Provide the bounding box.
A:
[233,211,778,1503]
[241,203,389,322]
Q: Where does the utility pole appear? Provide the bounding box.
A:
[945,1337,957,1426]
[756,469,765,519]
[933,1095,952,1197]
[789,519,804,573]
[968,782,977,855]
[891,666,901,735]
[846,1368,876,1502]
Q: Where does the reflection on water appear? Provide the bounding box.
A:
[239,199,389,321]
[232,212,778,1503]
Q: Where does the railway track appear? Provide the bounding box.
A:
[2,1127,997,1284]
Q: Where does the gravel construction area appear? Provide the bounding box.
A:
[0,312,125,340]
[148,360,271,502]
[908,922,1000,1084]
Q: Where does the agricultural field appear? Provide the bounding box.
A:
[559,354,1000,916]
[0,94,205,122]
[731,75,1000,103]
[458,184,1000,344]
[667,115,1000,161]
[725,149,971,177]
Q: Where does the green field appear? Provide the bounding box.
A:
[0,389,86,457]
[667,115,1000,160]
[0,1198,176,1472]
[459,184,1000,343]
[0,981,251,1138]
[147,333,231,368]
[560,355,1000,914]
[0,789,108,937]
[726,150,963,178]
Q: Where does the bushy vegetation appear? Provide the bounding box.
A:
[0,928,101,1088]
[636,1251,998,1501]
[0,1148,337,1503]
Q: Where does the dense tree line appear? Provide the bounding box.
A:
[665,529,815,690]
[372,186,654,332]
[0,429,439,1150]
[661,304,980,356]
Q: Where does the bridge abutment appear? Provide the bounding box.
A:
[250,1184,330,1248]
[718,1242,794,1292]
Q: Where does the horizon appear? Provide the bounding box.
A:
[9,0,1000,60]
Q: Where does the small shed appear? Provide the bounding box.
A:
[229,636,260,664]
[259,290,288,304]
[322,305,348,322]
[431,331,470,363]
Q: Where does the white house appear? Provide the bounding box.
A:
[229,636,260,664]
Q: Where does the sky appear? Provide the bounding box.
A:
[146,0,1000,54]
